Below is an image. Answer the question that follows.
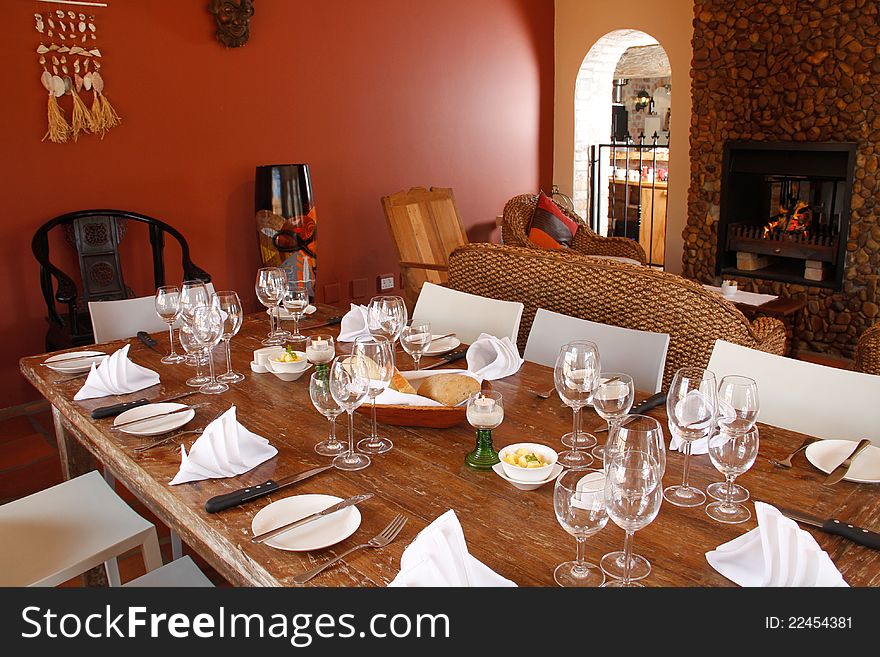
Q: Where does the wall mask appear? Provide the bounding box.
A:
[208,0,254,48]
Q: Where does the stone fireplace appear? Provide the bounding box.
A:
[685,0,880,357]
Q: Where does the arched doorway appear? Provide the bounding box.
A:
[574,30,671,268]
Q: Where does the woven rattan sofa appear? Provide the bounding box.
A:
[855,323,880,376]
[501,193,647,264]
[447,243,787,388]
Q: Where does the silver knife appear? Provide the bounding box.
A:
[251,493,374,544]
[204,464,335,513]
[823,438,872,485]
[756,500,880,550]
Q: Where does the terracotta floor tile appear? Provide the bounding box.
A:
[0,415,42,443]
[0,458,63,505]
[0,434,56,470]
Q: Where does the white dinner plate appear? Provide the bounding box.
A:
[492,462,564,491]
[805,439,880,484]
[271,305,317,320]
[424,335,461,356]
[44,350,108,374]
[113,402,196,437]
[251,494,362,552]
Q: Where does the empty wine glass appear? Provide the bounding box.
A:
[553,469,608,587]
[213,291,245,384]
[309,372,346,456]
[155,285,185,364]
[178,319,211,388]
[180,280,209,365]
[591,373,634,459]
[255,267,288,346]
[190,304,228,395]
[603,449,663,587]
[367,296,407,345]
[329,356,371,471]
[400,320,432,370]
[708,375,759,504]
[282,281,309,343]
[600,414,666,582]
[706,426,759,524]
[554,341,601,468]
[664,367,717,507]
[353,336,394,455]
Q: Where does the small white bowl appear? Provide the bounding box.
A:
[498,442,558,482]
[492,462,563,491]
[720,281,738,297]
[266,351,311,381]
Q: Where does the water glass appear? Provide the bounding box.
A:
[155,285,185,364]
[213,291,245,384]
[366,296,407,345]
[328,356,371,471]
[708,375,760,504]
[180,280,209,365]
[553,469,608,587]
[178,320,210,388]
[255,267,288,346]
[400,320,432,370]
[309,372,345,456]
[282,281,309,343]
[554,341,601,468]
[353,336,394,455]
[591,373,634,459]
[706,427,759,524]
[190,304,228,395]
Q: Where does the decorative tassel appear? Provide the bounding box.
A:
[43,93,69,143]
[98,92,121,129]
[69,90,93,141]
[90,90,106,137]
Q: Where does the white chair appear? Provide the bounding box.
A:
[412,282,524,344]
[0,471,162,587]
[524,309,670,393]
[123,556,214,587]
[707,340,880,444]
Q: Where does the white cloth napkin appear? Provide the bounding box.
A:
[73,344,160,401]
[169,406,278,485]
[706,502,848,587]
[337,304,370,342]
[465,333,524,380]
[388,510,516,587]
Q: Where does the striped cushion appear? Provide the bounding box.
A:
[527,192,579,249]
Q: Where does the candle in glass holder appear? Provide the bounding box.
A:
[306,335,335,364]
[467,394,504,428]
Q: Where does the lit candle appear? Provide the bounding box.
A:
[306,338,334,364]
[467,395,504,428]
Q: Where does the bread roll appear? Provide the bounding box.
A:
[417,374,481,407]
[390,368,418,395]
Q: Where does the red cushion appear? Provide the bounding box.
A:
[527,192,579,249]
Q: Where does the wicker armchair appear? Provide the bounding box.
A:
[501,193,647,264]
[854,322,880,376]
[447,243,787,388]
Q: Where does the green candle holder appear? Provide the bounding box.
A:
[314,362,330,379]
[465,428,500,471]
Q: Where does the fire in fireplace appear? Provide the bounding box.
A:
[716,141,856,290]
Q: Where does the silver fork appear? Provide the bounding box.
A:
[767,437,818,468]
[291,513,408,585]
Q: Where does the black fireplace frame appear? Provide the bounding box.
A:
[716,140,856,291]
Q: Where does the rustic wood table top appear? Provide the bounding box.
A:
[19,305,880,587]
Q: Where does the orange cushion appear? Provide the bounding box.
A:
[527,192,579,249]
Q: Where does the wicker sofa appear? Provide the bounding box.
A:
[855,323,880,376]
[447,243,787,388]
[501,193,647,264]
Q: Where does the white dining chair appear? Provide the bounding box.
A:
[0,471,163,587]
[412,282,524,344]
[123,556,214,587]
[523,309,670,393]
[707,340,880,444]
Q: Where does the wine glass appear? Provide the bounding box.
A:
[328,356,371,471]
[212,291,245,384]
[155,286,185,364]
[664,367,717,507]
[706,426,759,524]
[190,304,228,394]
[255,267,288,346]
[603,449,663,587]
[591,373,634,459]
[309,372,346,456]
[282,281,309,343]
[400,320,432,370]
[353,336,394,455]
[707,376,759,504]
[180,280,209,365]
[553,469,608,587]
[554,341,601,468]
[366,296,407,345]
[600,414,666,582]
[178,318,211,388]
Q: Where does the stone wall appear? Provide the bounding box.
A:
[686,0,880,356]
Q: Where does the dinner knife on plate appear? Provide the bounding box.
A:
[91,390,199,419]
[251,492,374,544]
[823,438,872,485]
[592,391,667,433]
[762,502,880,550]
[205,464,335,513]
[110,403,204,431]
[421,348,469,370]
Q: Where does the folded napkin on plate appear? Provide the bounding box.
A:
[169,405,278,485]
[73,344,160,401]
[388,510,516,587]
[337,304,370,342]
[667,390,715,454]
[706,502,848,587]
[465,333,524,380]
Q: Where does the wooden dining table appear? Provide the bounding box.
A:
[19,305,880,587]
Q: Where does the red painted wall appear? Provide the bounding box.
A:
[0,0,553,406]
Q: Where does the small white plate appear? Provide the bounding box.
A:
[251,494,362,551]
[271,305,317,320]
[44,350,107,373]
[424,335,461,356]
[113,402,196,437]
[805,439,880,484]
[492,462,564,491]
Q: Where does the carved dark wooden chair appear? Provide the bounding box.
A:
[32,209,211,351]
